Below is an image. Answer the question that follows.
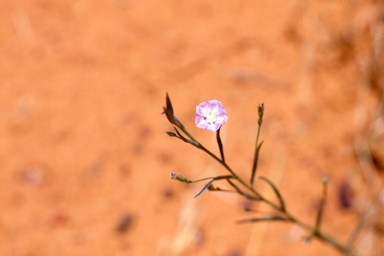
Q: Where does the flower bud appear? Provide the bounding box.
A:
[258,102,264,125]
[258,102,264,117]
[169,172,189,183]
[170,172,178,180]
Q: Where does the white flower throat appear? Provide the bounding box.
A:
[205,109,216,123]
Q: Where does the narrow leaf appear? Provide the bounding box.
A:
[173,127,197,146]
[165,131,177,137]
[216,127,225,161]
[237,216,287,224]
[227,179,259,201]
[250,141,263,186]
[173,127,188,142]
[191,175,234,198]
[315,178,328,230]
[192,179,215,198]
[258,176,286,212]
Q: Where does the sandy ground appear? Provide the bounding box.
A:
[0,0,384,255]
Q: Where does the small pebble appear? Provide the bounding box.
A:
[139,125,151,138]
[162,187,174,199]
[116,214,134,234]
[338,181,354,209]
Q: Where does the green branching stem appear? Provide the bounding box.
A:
[284,212,352,255]
[164,96,356,256]
[194,142,355,255]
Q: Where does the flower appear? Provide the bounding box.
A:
[195,100,228,132]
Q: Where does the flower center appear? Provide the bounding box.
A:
[205,111,216,123]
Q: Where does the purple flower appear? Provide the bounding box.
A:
[195,100,228,132]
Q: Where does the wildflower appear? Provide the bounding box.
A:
[195,100,228,132]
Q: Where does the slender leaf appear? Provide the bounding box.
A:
[250,141,263,186]
[258,176,286,212]
[237,216,287,224]
[227,179,259,201]
[172,127,199,146]
[315,179,328,230]
[191,175,235,198]
[211,175,233,181]
[173,127,188,142]
[216,127,225,161]
[192,179,215,198]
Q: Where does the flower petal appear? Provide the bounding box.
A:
[196,105,207,117]
[195,115,206,125]
[206,123,216,132]
[207,100,219,113]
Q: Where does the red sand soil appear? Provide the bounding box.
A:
[1,0,384,255]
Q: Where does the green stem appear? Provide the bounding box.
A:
[197,143,278,209]
[189,175,233,183]
[197,144,353,255]
[287,212,356,255]
[250,123,262,186]
[171,116,353,255]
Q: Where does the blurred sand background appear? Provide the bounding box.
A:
[0,0,384,255]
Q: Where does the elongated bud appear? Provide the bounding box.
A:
[258,102,264,116]
[258,102,264,125]
[170,172,189,183]
[163,93,176,125]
